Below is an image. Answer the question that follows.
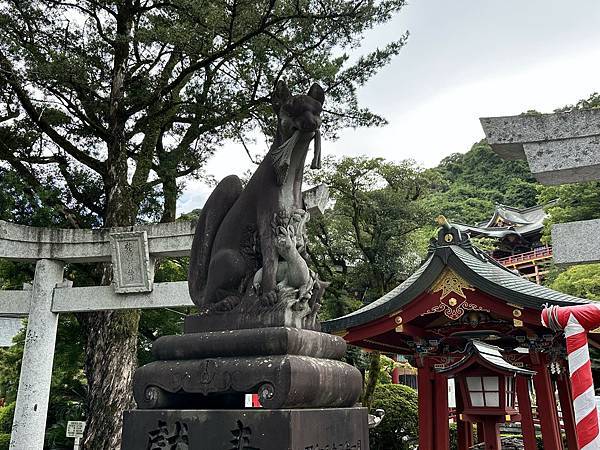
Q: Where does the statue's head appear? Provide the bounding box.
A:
[272,81,325,169]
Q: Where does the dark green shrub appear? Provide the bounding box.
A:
[369,384,418,450]
[449,423,457,450]
[0,433,10,450]
[0,404,15,434]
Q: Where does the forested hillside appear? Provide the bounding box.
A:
[426,141,539,226]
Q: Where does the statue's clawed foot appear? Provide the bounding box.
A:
[212,296,241,312]
[260,291,278,307]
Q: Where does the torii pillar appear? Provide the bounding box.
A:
[10,260,64,449]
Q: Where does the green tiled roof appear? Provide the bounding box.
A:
[322,228,589,333]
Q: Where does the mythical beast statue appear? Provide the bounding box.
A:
[187,80,327,330]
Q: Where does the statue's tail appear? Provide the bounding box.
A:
[188,175,243,306]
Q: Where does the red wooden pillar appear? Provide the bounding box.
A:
[418,361,434,450]
[456,388,473,450]
[516,375,537,450]
[481,418,501,450]
[476,422,484,443]
[392,367,400,384]
[457,419,473,450]
[532,358,562,450]
[557,372,579,450]
[433,371,450,450]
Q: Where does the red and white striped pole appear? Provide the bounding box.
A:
[542,304,600,450]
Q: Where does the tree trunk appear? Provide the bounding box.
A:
[82,5,140,448]
[161,175,177,223]
[82,309,140,449]
[82,174,139,450]
[362,351,381,408]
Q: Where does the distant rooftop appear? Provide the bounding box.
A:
[453,204,548,240]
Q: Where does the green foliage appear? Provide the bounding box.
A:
[449,423,458,450]
[376,355,397,384]
[369,384,418,450]
[538,181,600,243]
[470,236,499,252]
[0,403,15,433]
[308,156,435,318]
[0,433,10,450]
[306,156,434,407]
[550,264,600,300]
[554,92,600,112]
[44,400,85,450]
[427,142,538,225]
[0,0,408,225]
[138,258,192,365]
[0,260,33,290]
[0,330,25,404]
[0,316,87,450]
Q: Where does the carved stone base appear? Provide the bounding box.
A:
[121,407,369,450]
[134,354,361,409]
[133,328,362,409]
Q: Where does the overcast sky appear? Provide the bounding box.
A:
[178,0,600,214]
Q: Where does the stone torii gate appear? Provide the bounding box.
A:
[0,220,196,449]
[481,108,600,450]
[0,184,327,450]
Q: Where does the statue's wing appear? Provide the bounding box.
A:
[188,175,243,306]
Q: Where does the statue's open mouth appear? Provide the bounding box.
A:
[271,128,321,186]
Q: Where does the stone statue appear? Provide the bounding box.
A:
[187,81,326,329]
[127,81,363,436]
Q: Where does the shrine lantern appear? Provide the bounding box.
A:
[439,341,534,450]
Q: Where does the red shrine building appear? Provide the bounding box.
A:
[453,204,553,284]
[323,222,596,450]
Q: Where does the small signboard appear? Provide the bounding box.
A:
[66,421,86,438]
[448,378,456,409]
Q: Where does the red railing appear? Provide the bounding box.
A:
[496,246,553,266]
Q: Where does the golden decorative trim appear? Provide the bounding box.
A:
[395,325,403,333]
[591,326,600,334]
[429,267,475,300]
[507,303,523,309]
[423,298,490,321]
[513,309,522,318]
[394,315,403,324]
[513,319,523,327]
[333,330,348,338]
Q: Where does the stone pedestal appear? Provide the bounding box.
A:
[121,407,369,450]
[132,327,362,409]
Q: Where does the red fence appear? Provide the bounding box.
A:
[496,246,553,266]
